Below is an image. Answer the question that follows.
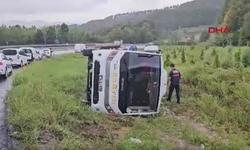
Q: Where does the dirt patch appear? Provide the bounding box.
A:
[159,133,203,150]
[183,109,200,120]
[107,116,134,127]
[112,127,130,137]
[82,147,97,150]
[163,106,226,142]
[83,123,108,139]
[191,123,217,139]
[40,130,59,150]
[111,127,131,145]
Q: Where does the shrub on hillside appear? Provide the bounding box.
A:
[242,50,250,67]
[235,49,242,67]
[190,59,195,65]
[181,50,186,64]
[173,49,177,59]
[204,61,211,67]
[200,50,204,60]
[164,54,172,67]
[222,58,235,69]
[211,48,217,56]
[214,54,221,68]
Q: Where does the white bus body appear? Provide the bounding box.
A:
[89,49,167,115]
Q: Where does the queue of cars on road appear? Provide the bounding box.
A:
[0,47,54,79]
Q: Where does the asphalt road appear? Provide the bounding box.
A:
[0,73,13,150]
[0,50,74,150]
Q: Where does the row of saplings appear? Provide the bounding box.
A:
[164,46,250,69]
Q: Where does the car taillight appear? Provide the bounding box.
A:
[17,55,20,59]
[0,62,3,66]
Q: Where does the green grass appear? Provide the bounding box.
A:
[7,49,250,150]
[161,45,250,148]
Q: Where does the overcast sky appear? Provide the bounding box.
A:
[0,0,192,24]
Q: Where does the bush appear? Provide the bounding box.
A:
[222,58,235,69]
[173,49,177,59]
[190,59,195,65]
[200,50,204,60]
[164,54,172,67]
[211,48,217,56]
[181,50,186,64]
[242,50,250,67]
[235,49,242,67]
[204,61,211,67]
[214,54,221,68]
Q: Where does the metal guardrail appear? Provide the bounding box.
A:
[0,43,146,49]
[0,44,79,49]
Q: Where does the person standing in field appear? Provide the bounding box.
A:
[167,64,181,104]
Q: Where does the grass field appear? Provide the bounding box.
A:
[6,46,250,150]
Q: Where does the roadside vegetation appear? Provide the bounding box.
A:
[160,45,250,149]
[7,48,250,150]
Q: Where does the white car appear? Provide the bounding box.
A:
[32,49,42,60]
[0,52,13,78]
[35,50,43,60]
[36,49,44,59]
[2,49,28,67]
[42,49,52,58]
[21,48,34,62]
[20,47,42,60]
[75,44,86,53]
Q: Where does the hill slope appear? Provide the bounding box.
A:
[216,0,250,46]
[75,0,224,33]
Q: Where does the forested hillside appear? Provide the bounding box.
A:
[216,0,250,46]
[74,0,224,33]
[98,21,157,43]
[0,0,228,46]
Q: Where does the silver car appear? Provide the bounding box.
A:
[0,52,13,79]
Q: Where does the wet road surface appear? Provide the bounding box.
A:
[0,74,13,150]
[0,50,74,150]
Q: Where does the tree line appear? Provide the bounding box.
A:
[0,21,156,46]
[0,23,103,45]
